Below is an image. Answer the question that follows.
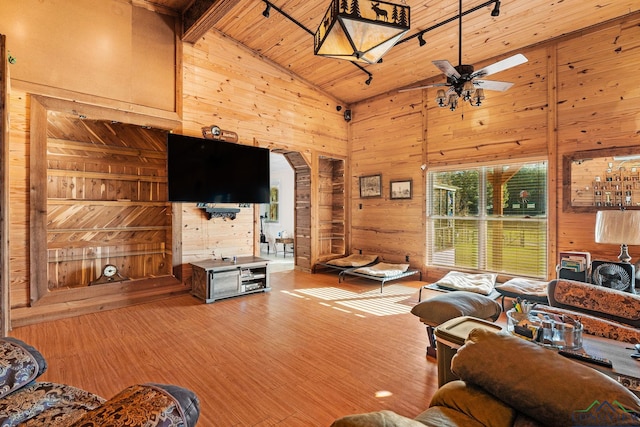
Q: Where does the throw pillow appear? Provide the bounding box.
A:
[495,277,548,298]
[326,254,378,267]
[411,291,502,325]
[435,271,497,295]
[0,337,47,399]
[353,262,410,277]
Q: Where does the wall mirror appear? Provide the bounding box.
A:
[563,146,640,212]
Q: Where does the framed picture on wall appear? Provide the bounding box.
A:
[267,186,279,222]
[390,179,412,200]
[359,174,382,198]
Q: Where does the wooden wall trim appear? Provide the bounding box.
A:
[182,0,241,43]
[310,153,319,264]
[12,80,181,128]
[0,34,9,335]
[546,45,559,276]
[28,97,48,304]
[172,204,183,280]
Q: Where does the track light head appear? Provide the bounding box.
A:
[262,2,271,18]
[418,34,426,47]
[365,76,373,86]
[491,0,500,17]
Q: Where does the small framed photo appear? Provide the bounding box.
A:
[390,179,412,200]
[359,174,382,198]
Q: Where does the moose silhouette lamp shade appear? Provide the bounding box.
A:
[314,0,410,64]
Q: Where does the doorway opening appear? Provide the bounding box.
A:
[260,152,295,272]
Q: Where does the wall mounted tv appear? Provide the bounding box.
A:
[167,133,270,204]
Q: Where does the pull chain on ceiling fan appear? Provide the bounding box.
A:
[400,0,527,111]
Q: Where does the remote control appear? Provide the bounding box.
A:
[558,349,613,368]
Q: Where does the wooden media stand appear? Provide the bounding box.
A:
[191,256,270,303]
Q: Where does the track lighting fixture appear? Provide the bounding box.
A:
[491,0,500,17]
[262,1,271,18]
[418,34,426,47]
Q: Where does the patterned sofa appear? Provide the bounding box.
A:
[0,337,200,426]
[542,278,640,343]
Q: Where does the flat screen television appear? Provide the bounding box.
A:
[167,133,270,203]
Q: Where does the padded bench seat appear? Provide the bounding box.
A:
[494,277,549,310]
[340,262,421,292]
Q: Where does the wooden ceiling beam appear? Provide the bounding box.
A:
[182,0,241,43]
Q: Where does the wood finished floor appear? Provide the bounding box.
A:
[10,269,440,426]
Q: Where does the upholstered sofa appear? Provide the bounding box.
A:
[542,278,640,343]
[331,328,640,427]
[0,337,200,426]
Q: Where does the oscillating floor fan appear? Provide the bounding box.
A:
[591,260,635,293]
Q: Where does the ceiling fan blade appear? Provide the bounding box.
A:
[473,79,515,91]
[398,83,449,93]
[432,60,461,79]
[471,54,528,79]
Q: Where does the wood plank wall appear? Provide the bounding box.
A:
[6,22,348,325]
[350,13,640,282]
[555,15,640,263]
[43,116,172,289]
[178,30,349,282]
[349,92,426,267]
[0,34,9,335]
[3,6,640,325]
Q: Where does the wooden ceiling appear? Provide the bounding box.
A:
[144,0,640,105]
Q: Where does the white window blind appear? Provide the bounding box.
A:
[427,161,547,278]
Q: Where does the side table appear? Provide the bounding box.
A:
[579,334,640,396]
[275,237,294,257]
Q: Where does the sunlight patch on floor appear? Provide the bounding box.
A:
[336,296,413,316]
[286,284,418,317]
[359,284,419,297]
[294,287,361,300]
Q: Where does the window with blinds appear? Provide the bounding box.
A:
[427,161,547,278]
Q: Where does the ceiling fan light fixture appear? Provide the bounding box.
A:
[314,0,411,64]
[435,89,447,107]
[470,88,485,106]
[462,80,475,100]
[448,94,458,111]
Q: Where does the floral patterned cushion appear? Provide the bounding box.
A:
[0,381,104,426]
[548,279,640,327]
[69,383,199,427]
[0,337,47,399]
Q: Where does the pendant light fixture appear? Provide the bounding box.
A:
[314,0,410,64]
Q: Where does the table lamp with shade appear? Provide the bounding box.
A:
[594,209,640,265]
[594,209,640,292]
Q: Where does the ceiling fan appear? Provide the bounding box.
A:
[400,0,528,111]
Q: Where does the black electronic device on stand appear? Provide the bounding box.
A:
[260,215,267,244]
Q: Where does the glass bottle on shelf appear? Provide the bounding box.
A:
[605,167,613,182]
